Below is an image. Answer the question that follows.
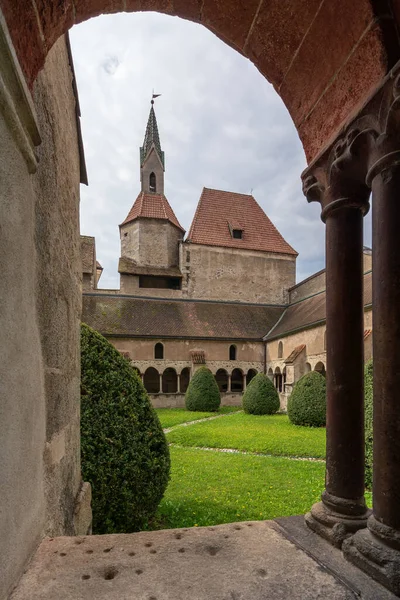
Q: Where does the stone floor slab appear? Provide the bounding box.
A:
[11,520,361,600]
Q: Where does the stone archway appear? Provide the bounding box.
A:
[162,367,178,393]
[143,367,160,394]
[314,361,326,377]
[231,368,243,393]
[1,1,395,163]
[246,369,257,386]
[180,367,190,394]
[215,368,228,393]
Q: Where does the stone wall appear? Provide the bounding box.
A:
[150,392,243,409]
[184,243,295,304]
[0,27,88,599]
[121,218,182,269]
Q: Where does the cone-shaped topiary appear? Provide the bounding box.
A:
[364,359,373,489]
[80,323,170,534]
[185,366,221,411]
[287,371,326,427]
[242,373,280,415]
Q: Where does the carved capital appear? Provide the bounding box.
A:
[302,59,400,217]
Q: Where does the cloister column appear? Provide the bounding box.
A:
[159,373,163,394]
[302,133,371,548]
[343,135,400,594]
[227,374,231,393]
[243,374,247,391]
[177,374,181,394]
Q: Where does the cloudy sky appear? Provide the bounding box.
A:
[70,12,372,290]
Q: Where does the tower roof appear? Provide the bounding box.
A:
[140,104,164,168]
[120,191,185,232]
[187,188,297,256]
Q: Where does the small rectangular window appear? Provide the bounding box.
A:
[232,229,243,239]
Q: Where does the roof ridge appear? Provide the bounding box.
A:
[187,187,206,241]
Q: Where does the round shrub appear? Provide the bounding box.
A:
[80,323,170,534]
[242,373,280,415]
[287,371,326,427]
[185,366,221,411]
[364,359,373,489]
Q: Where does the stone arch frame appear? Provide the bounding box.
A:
[246,368,257,386]
[180,367,190,394]
[229,344,237,361]
[274,366,283,393]
[215,368,229,393]
[154,342,164,360]
[5,0,394,164]
[231,367,243,392]
[267,367,274,381]
[143,367,160,394]
[314,361,326,377]
[162,367,178,393]
[305,362,312,373]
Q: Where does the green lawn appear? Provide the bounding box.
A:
[166,413,326,458]
[155,446,325,529]
[155,406,241,429]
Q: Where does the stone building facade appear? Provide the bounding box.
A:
[82,107,374,411]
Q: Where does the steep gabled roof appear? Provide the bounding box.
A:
[186,188,297,256]
[140,105,164,168]
[120,191,185,232]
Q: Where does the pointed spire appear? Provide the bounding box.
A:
[140,103,164,168]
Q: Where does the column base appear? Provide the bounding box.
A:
[305,492,371,548]
[343,516,400,596]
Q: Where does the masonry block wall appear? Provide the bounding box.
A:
[0,33,86,599]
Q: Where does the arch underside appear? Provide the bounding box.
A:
[1,0,398,162]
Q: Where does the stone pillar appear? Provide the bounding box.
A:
[177,374,180,394]
[243,374,247,391]
[227,374,231,393]
[302,140,370,548]
[159,373,163,394]
[343,148,400,594]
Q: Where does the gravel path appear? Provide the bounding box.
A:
[163,410,242,434]
[168,443,326,463]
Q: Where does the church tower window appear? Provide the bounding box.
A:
[149,172,156,192]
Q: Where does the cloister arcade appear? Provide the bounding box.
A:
[139,365,259,396]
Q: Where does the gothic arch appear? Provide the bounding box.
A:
[231,368,243,393]
[215,368,228,393]
[162,367,177,393]
[246,369,257,386]
[315,361,326,377]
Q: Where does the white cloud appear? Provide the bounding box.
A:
[70,12,371,290]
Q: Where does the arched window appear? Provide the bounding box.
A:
[162,368,177,393]
[229,344,237,360]
[155,342,164,359]
[215,369,228,392]
[278,341,283,359]
[149,172,156,192]
[144,367,160,394]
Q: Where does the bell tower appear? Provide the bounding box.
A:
[118,98,185,295]
[140,99,165,195]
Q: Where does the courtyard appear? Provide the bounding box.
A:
[152,409,372,530]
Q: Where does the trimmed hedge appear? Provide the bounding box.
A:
[364,360,373,490]
[185,366,221,411]
[80,323,170,534]
[287,371,326,427]
[242,373,280,415]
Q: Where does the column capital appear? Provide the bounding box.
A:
[302,60,400,221]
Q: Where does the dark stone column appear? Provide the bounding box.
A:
[304,195,371,548]
[343,151,400,595]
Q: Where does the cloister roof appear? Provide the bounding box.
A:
[186,188,297,256]
[82,294,285,340]
[265,271,372,341]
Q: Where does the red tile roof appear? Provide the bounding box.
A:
[187,188,297,256]
[120,192,185,232]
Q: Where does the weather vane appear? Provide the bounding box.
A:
[151,90,161,105]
